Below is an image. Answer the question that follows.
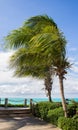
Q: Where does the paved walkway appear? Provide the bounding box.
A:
[0,116,61,130]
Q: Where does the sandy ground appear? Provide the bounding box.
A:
[0,116,61,130]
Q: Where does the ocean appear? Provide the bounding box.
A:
[0,98,78,105]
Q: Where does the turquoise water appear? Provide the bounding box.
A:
[0,98,78,105]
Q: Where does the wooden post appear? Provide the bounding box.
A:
[24,99,27,107]
[0,98,1,104]
[32,103,35,115]
[30,99,35,114]
[5,98,8,108]
[30,99,33,111]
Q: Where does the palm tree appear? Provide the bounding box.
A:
[5,15,58,102]
[9,48,54,102]
[5,15,70,116]
[25,17,70,117]
[23,16,70,117]
[52,53,70,117]
[56,59,70,117]
[28,30,70,117]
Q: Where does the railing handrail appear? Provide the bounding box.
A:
[0,98,33,108]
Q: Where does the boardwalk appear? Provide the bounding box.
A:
[0,116,61,130]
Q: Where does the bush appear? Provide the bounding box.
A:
[73,115,78,122]
[34,101,62,120]
[69,100,78,107]
[0,103,29,107]
[47,107,64,125]
[76,108,78,114]
[33,103,41,117]
[67,104,77,117]
[58,117,78,130]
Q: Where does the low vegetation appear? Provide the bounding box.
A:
[47,107,64,125]
[58,117,78,130]
[33,101,62,120]
[33,101,78,130]
[0,103,29,107]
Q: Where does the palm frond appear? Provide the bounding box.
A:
[24,15,57,28]
[5,27,34,49]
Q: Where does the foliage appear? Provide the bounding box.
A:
[73,115,78,122]
[47,107,64,125]
[67,104,77,117]
[0,103,29,107]
[33,101,62,120]
[69,99,78,107]
[5,15,70,110]
[58,117,78,130]
[5,15,60,102]
[76,107,78,114]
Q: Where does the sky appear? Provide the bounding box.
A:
[0,0,78,98]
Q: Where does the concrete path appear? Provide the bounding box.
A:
[0,116,61,130]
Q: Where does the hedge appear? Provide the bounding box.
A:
[0,103,29,107]
[58,117,78,130]
[73,114,78,122]
[67,104,77,117]
[47,107,64,125]
[33,101,62,120]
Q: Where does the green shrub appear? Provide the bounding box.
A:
[76,108,78,114]
[58,117,78,130]
[0,103,29,107]
[0,104,4,107]
[47,107,64,125]
[33,103,41,117]
[69,100,78,107]
[67,104,77,117]
[34,101,62,120]
[73,115,78,122]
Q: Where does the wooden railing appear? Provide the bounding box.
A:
[0,98,34,108]
[0,98,39,115]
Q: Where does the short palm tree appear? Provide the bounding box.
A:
[9,48,54,102]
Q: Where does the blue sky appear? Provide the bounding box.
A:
[0,0,78,98]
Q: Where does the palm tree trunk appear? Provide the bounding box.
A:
[48,89,52,102]
[44,76,52,102]
[59,75,68,117]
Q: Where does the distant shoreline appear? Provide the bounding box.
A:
[0,97,78,105]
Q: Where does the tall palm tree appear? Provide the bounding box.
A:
[5,15,70,116]
[5,15,58,102]
[28,30,70,117]
[23,16,70,117]
[52,52,70,117]
[56,58,70,117]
